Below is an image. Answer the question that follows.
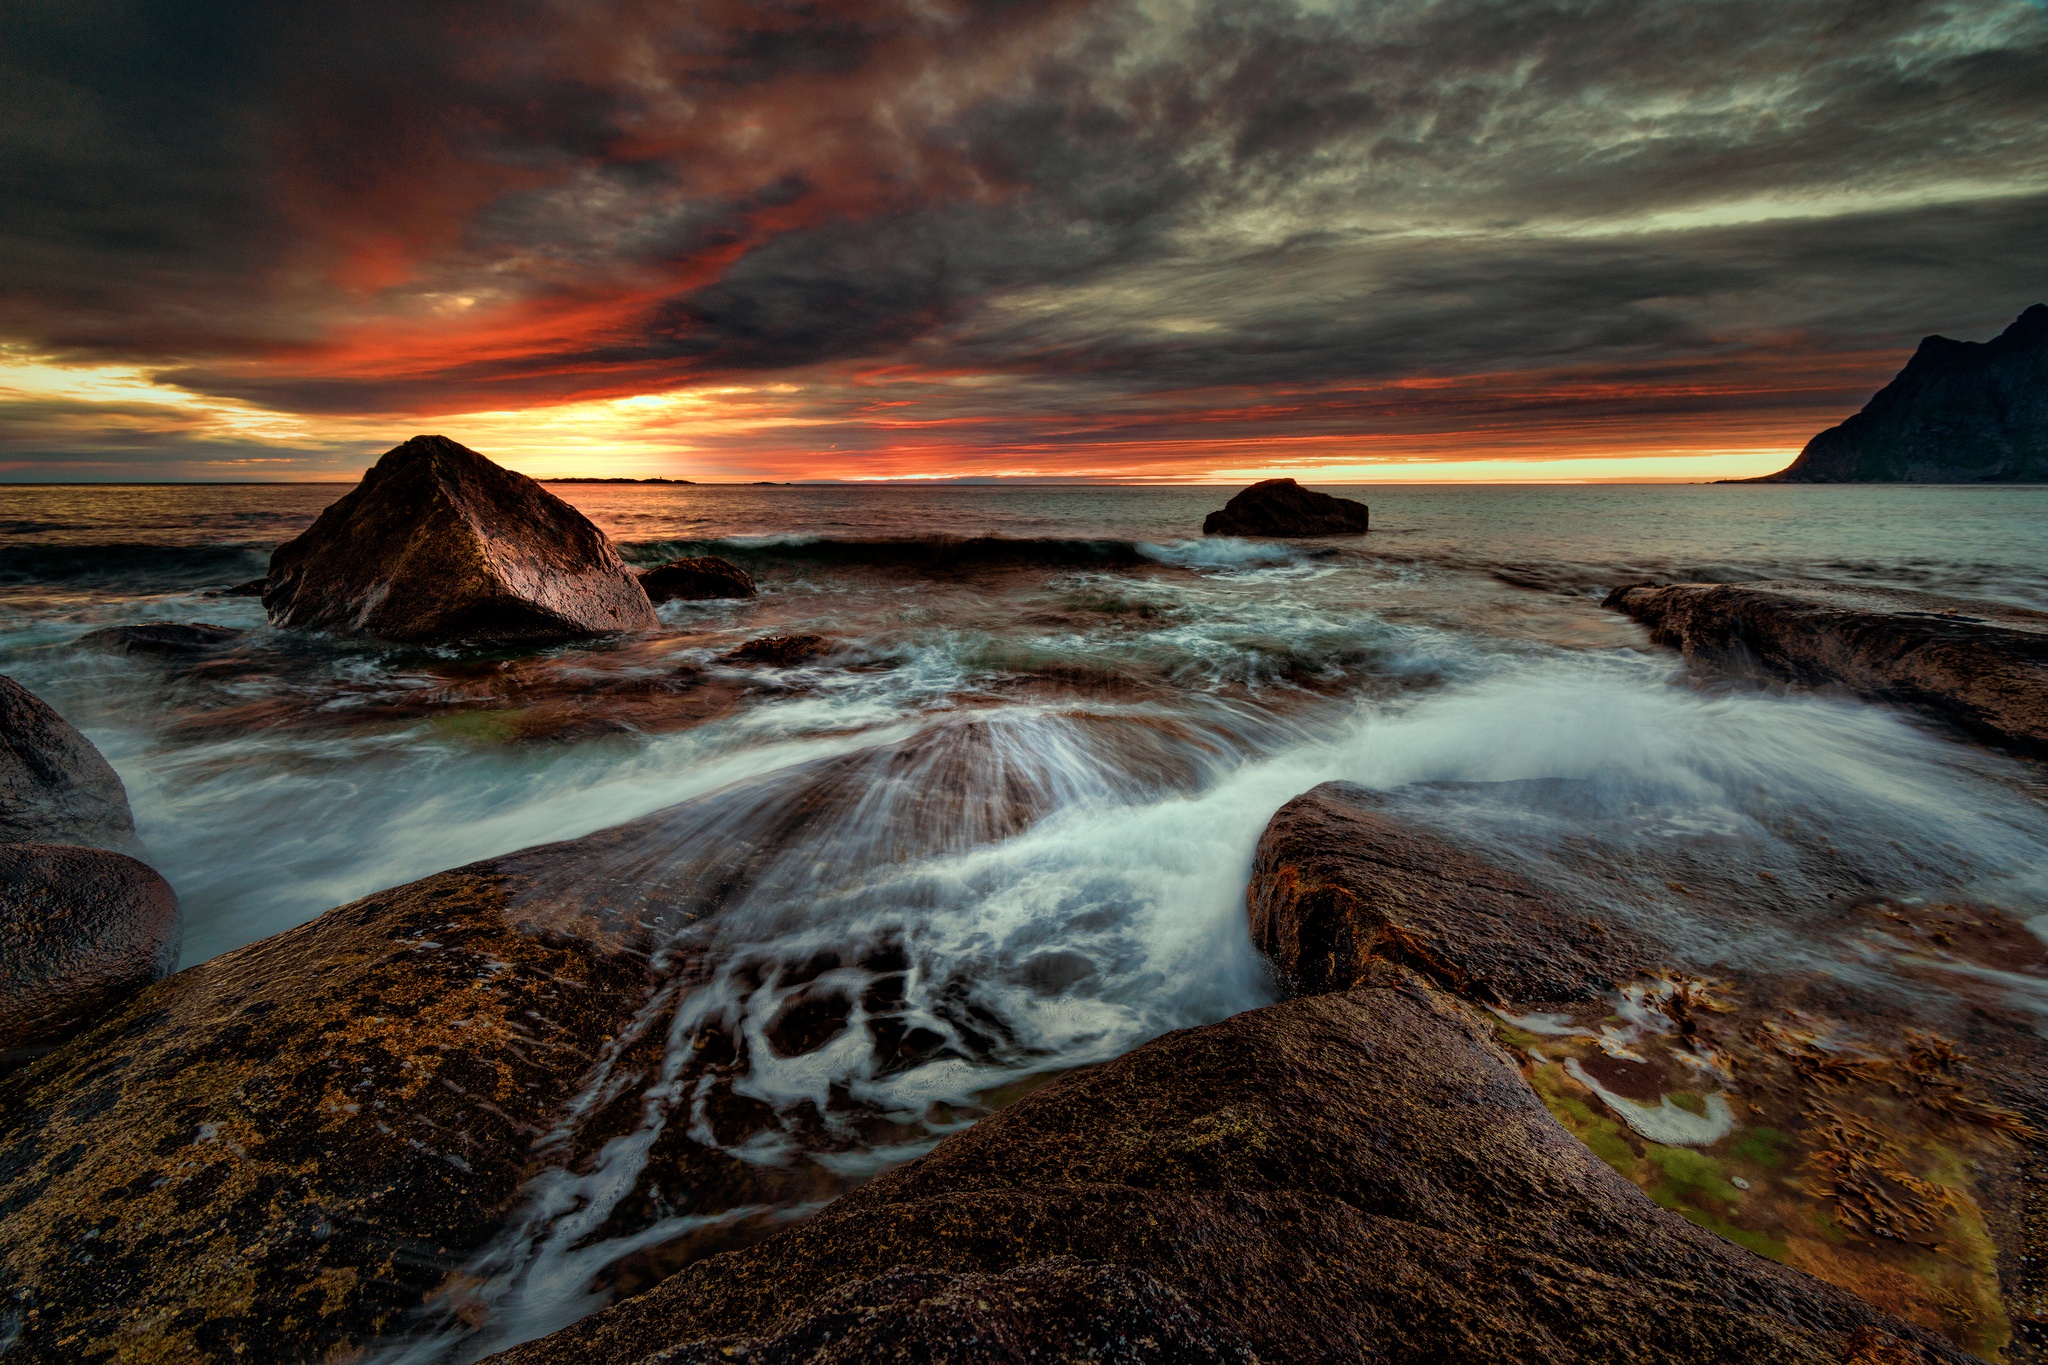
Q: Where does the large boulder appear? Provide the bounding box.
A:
[0,842,179,1066]
[1202,478,1369,537]
[264,435,658,645]
[488,972,1965,1365]
[0,673,140,853]
[639,556,757,603]
[1745,304,2048,483]
[1605,580,2048,756]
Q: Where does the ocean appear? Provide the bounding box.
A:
[5,480,2047,1357]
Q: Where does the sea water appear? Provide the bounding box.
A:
[3,480,2045,1357]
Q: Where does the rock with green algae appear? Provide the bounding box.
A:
[485,969,1967,1364]
[1247,781,2048,1362]
[0,817,837,1365]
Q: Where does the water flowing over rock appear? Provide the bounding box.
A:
[1249,782,1646,1001]
[0,853,660,1362]
[263,435,657,645]
[1746,304,2048,483]
[720,633,828,666]
[488,972,1966,1365]
[1606,580,2048,756]
[0,673,140,854]
[1202,478,1370,537]
[639,555,757,603]
[75,622,245,659]
[0,842,179,1066]
[1241,781,2047,1362]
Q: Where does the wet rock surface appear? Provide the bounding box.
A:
[641,555,757,603]
[1246,781,2048,1362]
[0,673,140,853]
[1250,781,1648,1002]
[491,970,1966,1365]
[75,622,246,658]
[264,435,658,645]
[0,842,180,1066]
[0,856,655,1363]
[1746,304,2048,483]
[1202,478,1370,537]
[1605,580,2048,756]
[720,633,829,666]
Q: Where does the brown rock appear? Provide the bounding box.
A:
[640,556,757,604]
[263,435,657,645]
[1202,478,1369,537]
[0,843,179,1066]
[1249,781,1646,1001]
[75,622,245,658]
[720,633,828,666]
[1605,580,2048,756]
[0,787,889,1364]
[487,973,1962,1365]
[0,673,140,854]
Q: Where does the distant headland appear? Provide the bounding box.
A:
[1736,303,2048,483]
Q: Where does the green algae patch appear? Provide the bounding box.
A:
[1491,978,2031,1362]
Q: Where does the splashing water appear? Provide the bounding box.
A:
[3,482,2045,1359]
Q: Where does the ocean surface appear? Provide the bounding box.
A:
[5,480,2047,1359]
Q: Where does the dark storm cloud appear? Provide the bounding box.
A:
[0,0,2044,444]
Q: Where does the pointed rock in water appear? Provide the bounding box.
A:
[0,673,141,854]
[1606,580,2048,756]
[639,555,757,603]
[0,842,179,1067]
[1202,478,1369,537]
[1747,304,2048,483]
[487,970,1963,1365]
[264,435,658,645]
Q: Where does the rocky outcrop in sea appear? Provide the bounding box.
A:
[1203,478,1370,536]
[263,434,658,644]
[1748,304,2048,483]
[1606,580,2048,756]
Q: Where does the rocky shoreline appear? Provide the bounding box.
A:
[4,445,2045,1362]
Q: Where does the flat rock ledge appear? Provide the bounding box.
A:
[1606,580,2048,756]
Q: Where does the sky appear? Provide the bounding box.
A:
[2,0,2045,483]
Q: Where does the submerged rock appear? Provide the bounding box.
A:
[489,970,1962,1365]
[0,673,140,853]
[640,555,757,603]
[75,622,245,658]
[720,633,828,666]
[1202,478,1369,537]
[1249,781,1646,1001]
[1605,580,2048,756]
[264,435,657,645]
[0,842,179,1066]
[206,577,268,598]
[1744,304,2048,483]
